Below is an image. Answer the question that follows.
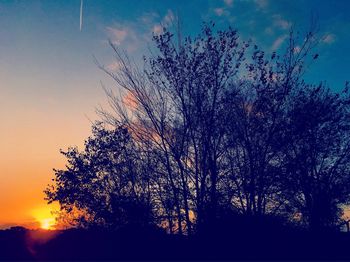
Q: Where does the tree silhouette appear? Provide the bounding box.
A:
[282,83,350,230]
[221,29,321,217]
[97,23,249,233]
[45,123,152,229]
[47,23,350,233]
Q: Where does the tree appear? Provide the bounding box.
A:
[47,22,350,233]
[222,29,320,217]
[45,122,152,229]
[282,83,350,230]
[97,23,249,232]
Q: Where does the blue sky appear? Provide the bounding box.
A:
[0,0,349,94]
[0,0,349,227]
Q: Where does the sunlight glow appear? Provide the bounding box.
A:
[31,204,59,230]
[40,217,56,230]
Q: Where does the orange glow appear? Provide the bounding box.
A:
[122,90,138,110]
[40,218,56,230]
[31,204,59,230]
[0,98,99,229]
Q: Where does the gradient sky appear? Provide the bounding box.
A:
[0,0,349,229]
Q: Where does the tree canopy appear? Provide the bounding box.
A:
[46,23,350,233]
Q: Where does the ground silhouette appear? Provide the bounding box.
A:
[1,216,350,260]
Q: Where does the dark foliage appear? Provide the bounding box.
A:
[41,22,350,260]
[45,123,153,229]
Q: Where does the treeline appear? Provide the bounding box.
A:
[45,23,350,234]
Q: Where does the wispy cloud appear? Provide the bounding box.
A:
[105,9,177,54]
[224,0,233,7]
[139,12,160,25]
[255,0,268,9]
[213,6,230,17]
[152,24,163,35]
[140,9,175,35]
[271,34,288,50]
[106,24,140,52]
[322,33,336,44]
[214,7,225,16]
[122,91,138,111]
[273,14,291,30]
[152,9,175,35]
[106,27,128,45]
[163,9,175,25]
[106,62,122,72]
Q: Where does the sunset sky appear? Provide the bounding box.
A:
[0,0,349,229]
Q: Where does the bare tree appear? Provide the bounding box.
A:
[47,22,350,234]
[282,82,350,230]
[97,23,248,232]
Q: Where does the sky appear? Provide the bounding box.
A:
[0,0,349,229]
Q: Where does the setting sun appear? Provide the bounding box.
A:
[31,204,59,230]
[40,218,56,230]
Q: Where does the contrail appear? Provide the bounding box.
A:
[80,0,83,31]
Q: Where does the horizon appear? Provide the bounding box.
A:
[1,0,350,230]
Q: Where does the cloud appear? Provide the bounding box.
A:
[106,24,140,52]
[122,91,138,111]
[214,8,225,16]
[152,10,175,35]
[139,12,159,25]
[322,34,336,44]
[213,7,230,17]
[224,0,233,7]
[272,14,291,30]
[255,0,268,9]
[106,27,128,45]
[106,62,122,72]
[105,9,178,55]
[152,25,163,35]
[271,34,288,50]
[163,9,175,24]
[141,9,175,35]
